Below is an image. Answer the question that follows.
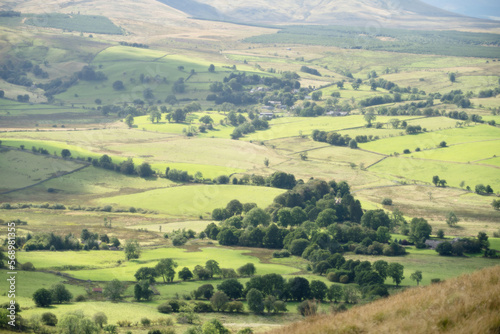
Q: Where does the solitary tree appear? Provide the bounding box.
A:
[61,149,71,159]
[124,239,141,260]
[237,263,256,277]
[364,110,376,126]
[93,312,108,328]
[327,285,343,302]
[51,283,72,304]
[449,72,456,83]
[125,115,134,128]
[178,267,193,281]
[155,258,178,282]
[103,279,125,301]
[208,64,215,72]
[246,289,264,314]
[33,288,53,307]
[446,211,459,227]
[410,270,423,286]
[432,175,440,186]
[205,260,221,278]
[210,291,229,312]
[137,162,154,178]
[387,263,405,287]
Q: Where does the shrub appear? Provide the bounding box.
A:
[437,229,445,239]
[403,149,411,154]
[75,294,86,302]
[339,275,350,284]
[41,312,58,326]
[193,302,213,313]
[226,301,244,313]
[381,198,393,205]
[327,272,338,282]
[297,300,318,316]
[141,318,151,327]
[158,303,173,314]
[431,278,441,284]
[117,320,132,327]
[21,262,35,271]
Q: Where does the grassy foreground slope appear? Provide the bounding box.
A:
[266,265,500,334]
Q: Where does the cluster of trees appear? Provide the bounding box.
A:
[294,101,326,117]
[230,114,269,139]
[207,72,300,105]
[374,101,436,117]
[446,110,483,123]
[312,129,353,147]
[19,228,119,252]
[207,180,415,269]
[32,284,73,307]
[432,175,448,187]
[359,94,398,108]
[300,66,321,76]
[475,184,494,195]
[440,90,471,108]
[118,41,149,48]
[478,88,500,98]
[22,232,81,251]
[90,155,154,178]
[76,66,107,82]
[132,259,257,290]
[436,232,495,257]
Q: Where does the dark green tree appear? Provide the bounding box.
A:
[309,280,328,301]
[51,283,73,304]
[246,289,264,314]
[155,259,178,282]
[33,288,52,307]
[237,263,256,277]
[210,291,229,312]
[61,149,71,159]
[387,263,405,287]
[178,267,193,281]
[217,279,244,299]
[103,279,125,302]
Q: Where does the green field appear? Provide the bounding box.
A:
[17,247,299,281]
[360,124,500,155]
[0,270,87,308]
[345,248,500,287]
[369,157,500,190]
[411,140,500,163]
[98,184,285,216]
[0,149,83,192]
[244,115,415,142]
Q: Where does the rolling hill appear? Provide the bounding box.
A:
[265,265,500,334]
[3,0,500,36]
[159,0,500,31]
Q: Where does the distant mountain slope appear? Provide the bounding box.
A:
[159,0,500,31]
[266,265,500,334]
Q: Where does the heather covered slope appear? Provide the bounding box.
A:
[266,265,500,334]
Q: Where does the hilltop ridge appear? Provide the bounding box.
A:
[159,0,500,31]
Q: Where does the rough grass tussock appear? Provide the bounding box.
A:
[265,265,500,334]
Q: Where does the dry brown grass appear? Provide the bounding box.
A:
[266,265,500,334]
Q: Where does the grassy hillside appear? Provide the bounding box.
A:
[265,265,500,334]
